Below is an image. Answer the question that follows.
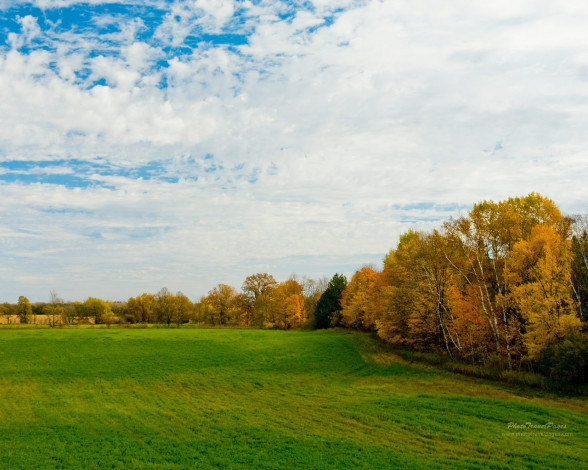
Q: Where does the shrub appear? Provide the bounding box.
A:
[537,332,588,386]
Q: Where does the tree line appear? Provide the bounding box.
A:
[2,193,587,384]
[324,193,588,385]
[0,276,329,330]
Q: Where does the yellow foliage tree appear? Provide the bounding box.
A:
[241,273,278,327]
[376,231,462,355]
[200,284,242,326]
[267,279,306,329]
[84,297,113,325]
[125,293,156,323]
[340,267,381,331]
[443,193,571,366]
[506,224,580,358]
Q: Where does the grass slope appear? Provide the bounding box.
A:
[0,328,586,469]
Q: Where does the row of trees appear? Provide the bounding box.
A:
[326,194,587,381]
[1,277,330,329]
[196,274,328,328]
[1,294,123,326]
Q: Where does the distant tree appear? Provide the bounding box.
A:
[16,296,33,324]
[72,301,87,323]
[1,302,15,324]
[124,297,141,323]
[314,274,347,329]
[62,303,77,325]
[267,279,306,329]
[46,290,65,327]
[339,266,390,331]
[241,273,278,327]
[84,297,113,325]
[192,301,208,325]
[233,293,252,326]
[201,284,240,326]
[301,276,329,327]
[109,302,125,322]
[125,293,156,323]
[172,292,193,326]
[251,291,273,328]
[242,273,278,302]
[31,303,43,320]
[155,287,175,325]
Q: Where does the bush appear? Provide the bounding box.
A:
[485,353,506,376]
[537,332,588,386]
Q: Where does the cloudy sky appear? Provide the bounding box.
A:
[1,0,587,302]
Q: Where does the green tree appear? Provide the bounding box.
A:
[537,332,588,386]
[314,274,347,329]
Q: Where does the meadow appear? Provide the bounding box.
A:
[0,328,586,469]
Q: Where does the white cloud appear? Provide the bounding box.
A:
[1,0,588,301]
[7,15,41,49]
[192,0,236,32]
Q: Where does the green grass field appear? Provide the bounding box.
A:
[0,328,586,469]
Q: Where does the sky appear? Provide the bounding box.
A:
[1,0,587,303]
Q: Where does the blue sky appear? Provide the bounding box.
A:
[1,0,587,302]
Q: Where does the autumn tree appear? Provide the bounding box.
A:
[45,290,64,327]
[0,303,14,324]
[375,247,413,345]
[62,303,77,325]
[300,276,328,327]
[172,292,193,326]
[506,224,580,358]
[154,287,176,325]
[16,296,33,324]
[242,273,278,302]
[201,284,241,326]
[340,267,382,331]
[71,301,87,323]
[241,273,278,327]
[193,299,212,325]
[314,274,347,329]
[376,231,462,355]
[125,293,156,323]
[84,297,113,325]
[267,279,307,329]
[442,193,570,367]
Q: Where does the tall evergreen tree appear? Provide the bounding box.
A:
[314,274,347,329]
